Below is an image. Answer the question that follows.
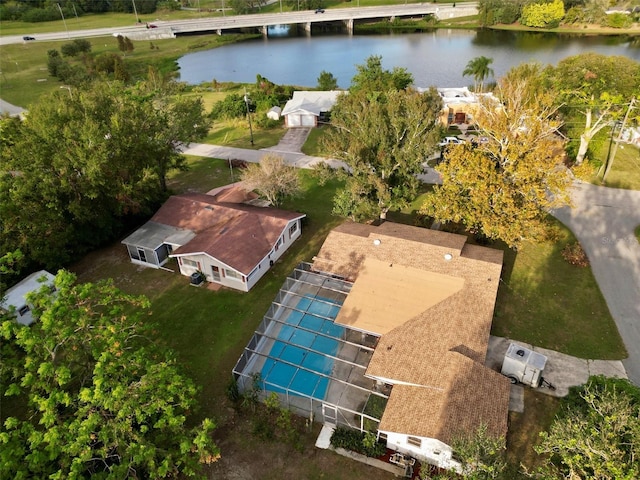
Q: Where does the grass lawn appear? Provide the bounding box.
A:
[492,218,626,359]
[591,143,640,190]
[301,124,330,156]
[505,390,560,478]
[204,117,287,148]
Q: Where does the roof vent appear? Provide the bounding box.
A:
[444,253,453,261]
[373,239,381,246]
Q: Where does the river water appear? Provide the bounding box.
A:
[177,28,640,88]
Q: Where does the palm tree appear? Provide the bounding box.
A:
[463,56,495,92]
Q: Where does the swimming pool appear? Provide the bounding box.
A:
[260,295,345,399]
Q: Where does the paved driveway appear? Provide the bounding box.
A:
[552,181,640,385]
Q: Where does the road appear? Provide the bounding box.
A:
[552,181,640,385]
[0,3,477,45]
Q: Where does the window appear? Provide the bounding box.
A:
[378,432,388,441]
[289,222,298,238]
[225,269,241,280]
[407,436,421,448]
[18,305,30,316]
[275,237,283,251]
[183,259,198,268]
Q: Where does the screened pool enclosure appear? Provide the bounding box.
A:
[233,263,388,431]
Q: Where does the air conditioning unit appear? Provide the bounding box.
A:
[190,272,204,286]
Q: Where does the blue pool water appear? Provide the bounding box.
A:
[260,296,344,399]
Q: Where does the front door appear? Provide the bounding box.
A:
[212,266,221,282]
[137,248,147,263]
[322,404,337,425]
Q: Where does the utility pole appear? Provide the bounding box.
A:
[244,88,254,146]
[603,97,636,183]
[56,3,70,39]
[132,0,140,23]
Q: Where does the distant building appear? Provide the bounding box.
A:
[1,270,55,325]
[281,90,344,127]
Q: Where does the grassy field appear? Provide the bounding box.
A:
[65,154,625,477]
[0,33,256,107]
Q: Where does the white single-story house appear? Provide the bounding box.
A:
[121,184,305,292]
[415,87,497,126]
[281,90,343,127]
[1,270,56,325]
[312,222,510,470]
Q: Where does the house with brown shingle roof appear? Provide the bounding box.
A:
[121,184,305,292]
[312,221,510,470]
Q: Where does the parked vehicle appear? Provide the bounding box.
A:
[438,136,464,147]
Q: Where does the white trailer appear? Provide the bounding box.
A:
[501,343,548,387]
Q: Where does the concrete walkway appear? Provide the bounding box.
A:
[552,181,640,386]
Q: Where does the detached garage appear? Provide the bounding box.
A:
[281,90,343,128]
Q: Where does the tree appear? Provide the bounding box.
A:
[116,34,134,56]
[0,81,210,267]
[421,70,572,248]
[535,376,640,480]
[463,56,494,92]
[350,55,414,92]
[61,38,92,57]
[520,0,565,28]
[547,53,640,164]
[322,88,442,220]
[421,424,506,480]
[317,70,339,91]
[0,270,220,478]
[240,154,301,207]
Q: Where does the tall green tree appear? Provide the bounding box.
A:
[463,56,495,92]
[350,55,414,92]
[421,70,572,248]
[0,81,210,267]
[0,270,220,479]
[317,70,339,90]
[535,376,640,480]
[322,88,442,220]
[547,53,640,164]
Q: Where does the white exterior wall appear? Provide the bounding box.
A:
[382,431,461,472]
[175,219,303,293]
[176,253,250,293]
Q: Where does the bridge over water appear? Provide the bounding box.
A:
[0,3,477,45]
[166,3,478,36]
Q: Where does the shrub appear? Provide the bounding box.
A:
[561,242,589,267]
[520,0,565,28]
[330,427,386,458]
[606,12,632,28]
[211,93,246,120]
[61,39,92,57]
